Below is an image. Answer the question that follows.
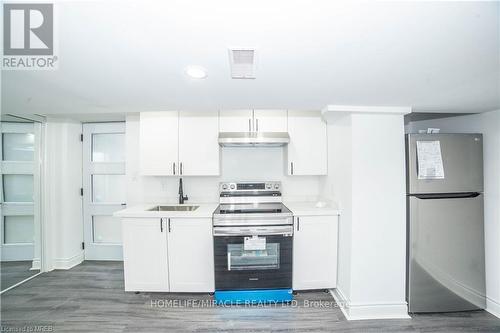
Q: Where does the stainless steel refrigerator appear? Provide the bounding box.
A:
[406,133,486,313]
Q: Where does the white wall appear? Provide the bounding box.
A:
[44,119,84,270]
[325,112,408,320]
[125,114,323,205]
[407,110,500,318]
[322,113,353,300]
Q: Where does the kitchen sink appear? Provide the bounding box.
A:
[147,205,199,212]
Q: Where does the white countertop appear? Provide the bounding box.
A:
[114,201,340,218]
[284,201,341,216]
[113,203,219,218]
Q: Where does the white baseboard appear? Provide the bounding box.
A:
[53,251,84,270]
[330,287,351,320]
[30,258,41,270]
[487,297,500,319]
[330,288,410,321]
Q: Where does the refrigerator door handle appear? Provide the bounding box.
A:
[413,192,481,200]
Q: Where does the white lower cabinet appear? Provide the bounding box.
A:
[122,218,169,292]
[122,217,214,293]
[293,215,338,290]
[167,218,214,292]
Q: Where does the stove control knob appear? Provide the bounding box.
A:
[274,184,280,190]
[230,184,236,190]
[266,184,272,190]
[222,184,228,190]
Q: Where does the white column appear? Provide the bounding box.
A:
[323,105,411,320]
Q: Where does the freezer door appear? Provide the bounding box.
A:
[407,194,486,313]
[406,134,483,194]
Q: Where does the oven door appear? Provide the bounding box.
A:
[213,226,293,290]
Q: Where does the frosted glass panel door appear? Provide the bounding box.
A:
[83,123,126,260]
[0,122,41,266]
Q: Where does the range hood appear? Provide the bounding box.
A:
[218,132,290,147]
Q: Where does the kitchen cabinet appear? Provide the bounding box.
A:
[292,215,338,290]
[286,110,327,175]
[219,110,253,132]
[122,218,169,292]
[167,218,214,292]
[253,110,287,132]
[140,111,178,176]
[121,217,215,293]
[219,110,287,132]
[139,111,219,176]
[178,111,219,176]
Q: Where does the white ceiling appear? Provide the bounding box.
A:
[2,0,499,117]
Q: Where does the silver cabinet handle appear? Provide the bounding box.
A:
[291,162,294,175]
[173,163,176,175]
[227,252,231,271]
[168,218,171,233]
[160,218,163,232]
[256,119,259,132]
[180,162,183,175]
[297,217,300,231]
[248,119,252,132]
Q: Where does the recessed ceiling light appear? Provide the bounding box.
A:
[185,66,207,79]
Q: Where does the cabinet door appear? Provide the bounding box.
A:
[287,110,327,175]
[140,111,178,175]
[219,110,253,132]
[178,111,220,176]
[122,218,169,291]
[293,215,338,290]
[253,110,287,132]
[167,218,214,292]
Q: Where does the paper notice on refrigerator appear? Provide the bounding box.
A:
[416,140,445,179]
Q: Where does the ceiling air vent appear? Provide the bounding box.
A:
[229,48,256,79]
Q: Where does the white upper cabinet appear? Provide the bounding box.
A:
[139,111,220,176]
[286,110,327,175]
[219,110,253,132]
[140,111,178,176]
[253,110,287,132]
[219,110,287,132]
[178,111,219,176]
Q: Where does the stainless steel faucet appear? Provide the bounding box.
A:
[178,178,188,204]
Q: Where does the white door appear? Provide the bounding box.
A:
[287,110,327,175]
[178,111,220,176]
[167,218,214,292]
[293,215,338,290]
[219,110,253,132]
[0,122,41,267]
[139,111,179,176]
[122,217,169,292]
[83,123,126,260]
[253,110,287,132]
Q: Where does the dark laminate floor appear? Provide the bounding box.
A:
[1,261,499,332]
[1,261,39,291]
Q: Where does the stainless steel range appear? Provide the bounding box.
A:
[213,181,293,302]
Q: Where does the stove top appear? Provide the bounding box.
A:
[214,203,292,215]
[213,181,292,226]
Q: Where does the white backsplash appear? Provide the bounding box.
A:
[126,114,324,205]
